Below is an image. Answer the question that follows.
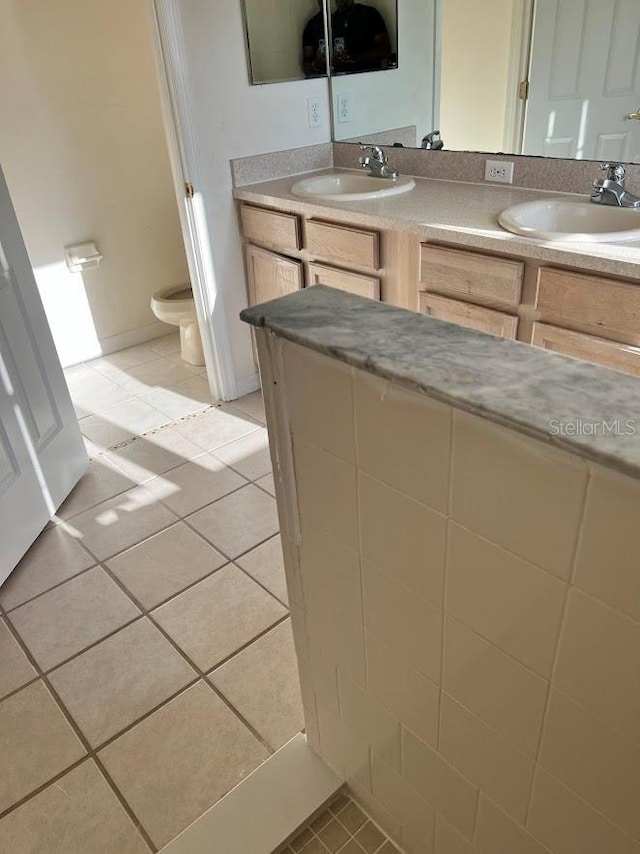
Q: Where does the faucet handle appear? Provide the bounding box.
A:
[601,163,626,183]
[360,143,386,163]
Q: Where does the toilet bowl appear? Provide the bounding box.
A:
[150,285,205,366]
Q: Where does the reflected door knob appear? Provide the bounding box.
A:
[625,108,640,120]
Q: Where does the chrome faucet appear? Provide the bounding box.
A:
[359,145,399,181]
[590,163,640,208]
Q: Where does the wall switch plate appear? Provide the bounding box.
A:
[484,159,515,183]
[307,96,323,129]
[337,93,352,123]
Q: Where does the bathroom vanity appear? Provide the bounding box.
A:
[235,170,640,377]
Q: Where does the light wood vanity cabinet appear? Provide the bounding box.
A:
[238,199,640,378]
[239,203,383,305]
[419,292,519,339]
[420,244,523,308]
[245,244,303,306]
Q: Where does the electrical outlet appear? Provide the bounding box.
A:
[307,96,323,129]
[337,93,353,123]
[484,159,515,184]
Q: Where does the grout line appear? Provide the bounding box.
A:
[0,615,158,852]
[523,473,592,827]
[437,407,456,753]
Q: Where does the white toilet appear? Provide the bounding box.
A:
[151,285,205,366]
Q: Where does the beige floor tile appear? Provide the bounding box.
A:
[66,370,133,419]
[98,681,268,848]
[209,620,303,750]
[256,472,276,496]
[9,567,140,670]
[228,390,266,423]
[187,484,279,559]
[105,427,204,484]
[152,564,287,670]
[107,522,227,609]
[91,344,159,374]
[145,453,247,517]
[50,619,196,747]
[79,399,171,449]
[67,486,178,561]
[0,760,150,853]
[175,406,262,451]
[236,535,288,604]
[111,358,196,396]
[141,376,214,420]
[57,456,135,520]
[212,428,272,480]
[146,333,181,356]
[0,681,85,813]
[0,527,94,611]
[0,619,36,700]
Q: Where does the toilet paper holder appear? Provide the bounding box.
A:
[64,241,103,273]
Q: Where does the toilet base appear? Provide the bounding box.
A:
[180,319,205,366]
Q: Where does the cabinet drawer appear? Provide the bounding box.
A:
[240,205,301,253]
[531,323,640,377]
[245,245,303,306]
[420,244,523,307]
[419,292,518,338]
[535,267,640,340]
[308,263,380,300]
[306,220,380,269]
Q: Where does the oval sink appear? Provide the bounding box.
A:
[499,198,640,243]
[291,172,415,202]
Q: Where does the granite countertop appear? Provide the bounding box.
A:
[233,168,640,280]
[241,285,640,480]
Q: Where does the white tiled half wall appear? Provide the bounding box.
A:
[257,333,640,854]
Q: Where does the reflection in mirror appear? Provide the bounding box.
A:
[330,0,640,163]
[242,0,328,84]
[328,0,398,75]
[330,0,434,144]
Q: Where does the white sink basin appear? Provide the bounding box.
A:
[291,172,415,202]
[498,198,640,243]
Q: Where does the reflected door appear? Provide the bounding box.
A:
[523,0,640,160]
[0,165,87,582]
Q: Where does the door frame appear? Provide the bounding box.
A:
[504,0,535,154]
[147,0,238,402]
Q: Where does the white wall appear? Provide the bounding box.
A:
[164,0,331,397]
[440,0,514,152]
[0,0,189,366]
[245,0,319,83]
[332,0,436,143]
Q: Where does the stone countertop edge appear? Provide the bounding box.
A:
[241,286,640,481]
[233,169,640,279]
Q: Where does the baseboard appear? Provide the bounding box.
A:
[159,734,342,854]
[61,320,173,368]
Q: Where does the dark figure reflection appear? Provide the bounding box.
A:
[303,0,395,77]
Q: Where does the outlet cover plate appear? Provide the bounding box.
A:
[307,96,322,129]
[337,93,352,123]
[485,159,515,184]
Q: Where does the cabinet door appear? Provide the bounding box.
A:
[419,292,519,338]
[246,245,303,306]
[308,262,380,300]
[535,267,640,342]
[531,323,640,377]
[240,205,301,253]
[420,244,523,308]
[306,220,381,270]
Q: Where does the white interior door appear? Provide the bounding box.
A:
[523,0,640,160]
[0,165,87,582]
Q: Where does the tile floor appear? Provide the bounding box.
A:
[278,792,401,854]
[0,334,304,852]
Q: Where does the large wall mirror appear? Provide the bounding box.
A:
[241,0,640,163]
